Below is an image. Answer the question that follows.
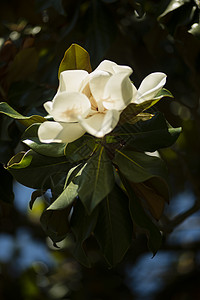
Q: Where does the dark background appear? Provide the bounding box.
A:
[1,0,200,299]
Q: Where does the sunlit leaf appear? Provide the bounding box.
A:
[120,89,173,124]
[94,185,132,266]
[158,0,189,20]
[22,124,66,157]
[188,23,200,39]
[6,150,71,189]
[40,175,81,243]
[117,112,182,152]
[58,44,92,78]
[113,150,168,183]
[78,146,115,213]
[0,102,45,127]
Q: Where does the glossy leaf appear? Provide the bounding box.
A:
[41,207,70,243]
[94,185,133,266]
[117,112,182,152]
[188,23,200,39]
[113,150,168,183]
[58,44,92,78]
[78,146,115,213]
[158,0,189,20]
[64,135,96,162]
[0,102,45,127]
[22,124,66,157]
[40,174,80,243]
[120,89,173,124]
[70,200,99,267]
[6,150,71,189]
[122,176,162,255]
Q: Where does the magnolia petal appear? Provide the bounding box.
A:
[113,65,133,76]
[38,121,86,143]
[58,70,88,93]
[89,71,110,111]
[136,72,167,103]
[78,110,120,138]
[44,101,53,115]
[52,92,91,122]
[95,60,118,74]
[103,73,136,111]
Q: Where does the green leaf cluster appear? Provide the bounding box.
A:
[2,44,182,267]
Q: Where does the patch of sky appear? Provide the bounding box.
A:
[13,181,35,213]
[126,251,178,300]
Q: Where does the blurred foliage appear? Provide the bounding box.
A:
[1,0,200,299]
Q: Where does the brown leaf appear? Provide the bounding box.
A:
[130,180,167,220]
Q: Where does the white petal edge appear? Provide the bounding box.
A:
[89,71,110,111]
[102,73,136,111]
[95,60,118,74]
[44,101,53,115]
[78,110,120,138]
[38,121,86,143]
[58,70,88,93]
[51,92,91,122]
[113,65,133,76]
[136,72,167,103]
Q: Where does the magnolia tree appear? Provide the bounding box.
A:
[0,44,181,267]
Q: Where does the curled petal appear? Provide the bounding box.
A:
[113,65,133,76]
[51,92,91,122]
[78,110,120,138]
[44,101,53,115]
[95,60,118,74]
[95,60,133,76]
[58,70,88,93]
[38,121,86,143]
[136,72,167,103]
[103,73,137,111]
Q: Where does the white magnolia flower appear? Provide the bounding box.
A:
[38,60,166,144]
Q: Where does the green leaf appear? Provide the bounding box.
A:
[158,0,190,20]
[40,173,81,243]
[6,48,39,85]
[65,135,96,162]
[70,200,99,267]
[78,146,115,214]
[121,176,162,255]
[0,102,45,127]
[94,185,133,266]
[188,23,200,40]
[130,177,169,221]
[6,150,71,189]
[113,150,168,183]
[40,207,70,244]
[120,89,173,124]
[58,44,92,78]
[22,123,66,157]
[117,112,182,152]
